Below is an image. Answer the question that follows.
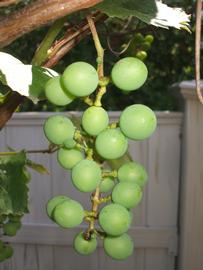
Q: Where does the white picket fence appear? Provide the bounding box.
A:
[0,110,182,270]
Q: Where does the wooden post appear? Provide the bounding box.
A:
[178,80,203,270]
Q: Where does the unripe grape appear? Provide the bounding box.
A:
[144,34,154,44]
[111,57,148,91]
[63,139,76,149]
[99,204,131,236]
[136,51,147,61]
[104,234,134,260]
[99,176,115,193]
[74,232,97,255]
[57,148,84,170]
[112,182,142,209]
[46,195,70,219]
[71,159,102,192]
[82,106,109,136]
[119,104,157,140]
[95,129,128,160]
[142,42,151,51]
[45,76,75,106]
[43,115,75,145]
[118,161,148,187]
[53,199,84,228]
[62,62,99,97]
[134,33,144,43]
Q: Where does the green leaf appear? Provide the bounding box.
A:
[29,66,53,101]
[95,0,157,20]
[95,0,190,31]
[0,52,59,104]
[0,152,30,216]
[26,159,50,175]
[0,70,7,85]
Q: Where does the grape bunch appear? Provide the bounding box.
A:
[44,56,157,260]
[0,214,22,262]
[128,33,154,61]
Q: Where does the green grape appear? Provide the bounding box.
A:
[118,161,148,187]
[74,232,97,255]
[53,199,84,228]
[43,115,75,145]
[57,148,84,170]
[99,204,131,236]
[63,139,76,149]
[142,42,151,51]
[134,33,144,43]
[119,104,157,140]
[82,106,109,136]
[135,51,147,61]
[144,34,154,44]
[3,221,21,236]
[61,62,99,97]
[45,76,75,106]
[99,176,115,193]
[71,159,101,192]
[111,57,148,91]
[112,182,142,209]
[95,129,128,160]
[46,195,70,219]
[104,233,134,260]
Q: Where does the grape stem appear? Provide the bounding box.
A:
[86,15,106,107]
[102,170,117,178]
[0,147,59,156]
[84,186,100,239]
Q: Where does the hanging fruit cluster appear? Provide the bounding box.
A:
[44,54,157,260]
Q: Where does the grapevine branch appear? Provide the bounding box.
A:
[44,12,107,68]
[0,0,103,48]
[195,0,203,104]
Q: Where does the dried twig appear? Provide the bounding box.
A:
[195,0,203,104]
[44,12,107,68]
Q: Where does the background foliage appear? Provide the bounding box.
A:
[0,0,200,112]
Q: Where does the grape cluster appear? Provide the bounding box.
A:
[0,214,22,262]
[129,33,154,61]
[44,57,157,260]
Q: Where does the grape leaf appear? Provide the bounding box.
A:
[0,152,30,216]
[0,52,59,103]
[95,0,190,31]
